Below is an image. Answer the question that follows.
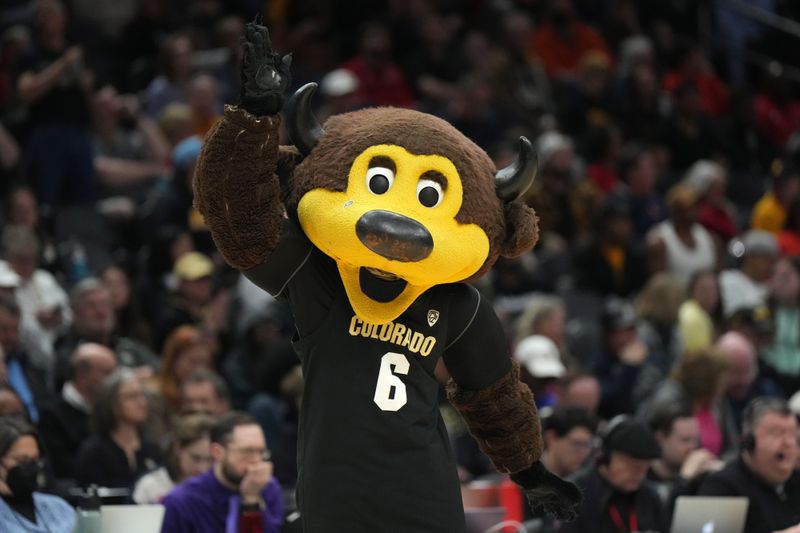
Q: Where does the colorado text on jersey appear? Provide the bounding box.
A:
[347,315,437,356]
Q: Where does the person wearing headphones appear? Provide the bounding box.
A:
[523,406,598,531]
[559,416,665,533]
[698,396,800,533]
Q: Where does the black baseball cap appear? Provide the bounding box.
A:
[602,298,638,332]
[728,305,773,335]
[604,418,661,460]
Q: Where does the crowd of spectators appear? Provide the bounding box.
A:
[1,0,800,531]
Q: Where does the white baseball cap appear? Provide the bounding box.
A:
[789,390,800,418]
[0,262,20,288]
[514,335,566,378]
[321,68,359,97]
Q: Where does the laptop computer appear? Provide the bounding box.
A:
[100,504,165,533]
[670,496,749,533]
[465,506,507,533]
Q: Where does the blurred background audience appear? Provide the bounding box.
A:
[0,0,798,530]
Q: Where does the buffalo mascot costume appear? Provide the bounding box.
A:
[194,22,581,532]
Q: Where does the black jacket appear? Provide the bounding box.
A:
[74,434,160,492]
[698,457,800,533]
[571,240,648,298]
[559,466,665,533]
[39,396,90,480]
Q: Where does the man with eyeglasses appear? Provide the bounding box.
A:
[698,397,800,533]
[161,411,285,533]
[541,405,597,479]
[523,406,597,530]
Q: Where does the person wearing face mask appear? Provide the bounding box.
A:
[0,416,75,532]
[698,397,800,533]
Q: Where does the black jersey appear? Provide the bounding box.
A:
[244,220,511,532]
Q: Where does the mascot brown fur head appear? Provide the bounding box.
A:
[289,107,539,279]
[282,84,539,322]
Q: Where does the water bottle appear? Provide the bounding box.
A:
[498,476,524,532]
[70,237,90,285]
[73,485,102,533]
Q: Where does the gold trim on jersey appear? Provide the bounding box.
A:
[348,315,437,357]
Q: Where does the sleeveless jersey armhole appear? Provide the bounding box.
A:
[444,285,481,351]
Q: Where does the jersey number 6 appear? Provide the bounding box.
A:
[373,352,410,411]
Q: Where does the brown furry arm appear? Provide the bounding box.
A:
[193,105,283,270]
[449,362,581,520]
[447,362,542,474]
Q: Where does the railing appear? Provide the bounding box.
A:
[719,0,800,39]
[716,0,800,82]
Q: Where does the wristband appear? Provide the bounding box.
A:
[240,500,264,513]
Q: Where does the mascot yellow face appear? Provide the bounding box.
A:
[286,84,538,325]
[298,144,491,324]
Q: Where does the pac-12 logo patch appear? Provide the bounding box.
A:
[427,309,440,327]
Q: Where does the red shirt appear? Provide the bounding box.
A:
[663,71,729,117]
[342,57,414,108]
[753,94,800,147]
[240,511,264,533]
[698,201,738,241]
[532,22,613,79]
[587,163,619,194]
[778,230,800,257]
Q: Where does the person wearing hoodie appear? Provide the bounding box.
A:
[222,302,297,445]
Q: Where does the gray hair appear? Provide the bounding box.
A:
[618,35,653,77]
[70,277,109,309]
[1,225,40,257]
[514,295,565,344]
[742,397,793,436]
[682,160,726,195]
[182,370,230,404]
[91,368,139,435]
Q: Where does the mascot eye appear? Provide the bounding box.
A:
[416,179,443,208]
[366,167,395,195]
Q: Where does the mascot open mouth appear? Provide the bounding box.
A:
[360,267,408,302]
[337,263,428,324]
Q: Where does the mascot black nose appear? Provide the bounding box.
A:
[356,210,433,262]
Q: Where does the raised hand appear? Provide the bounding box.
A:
[240,461,274,504]
[239,21,292,116]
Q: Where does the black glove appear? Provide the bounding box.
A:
[239,21,292,116]
[510,461,582,522]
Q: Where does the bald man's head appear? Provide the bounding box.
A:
[715,331,757,400]
[71,343,118,403]
[560,373,601,414]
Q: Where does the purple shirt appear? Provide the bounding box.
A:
[161,470,284,533]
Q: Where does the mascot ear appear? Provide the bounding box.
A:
[276,145,303,194]
[501,202,539,258]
